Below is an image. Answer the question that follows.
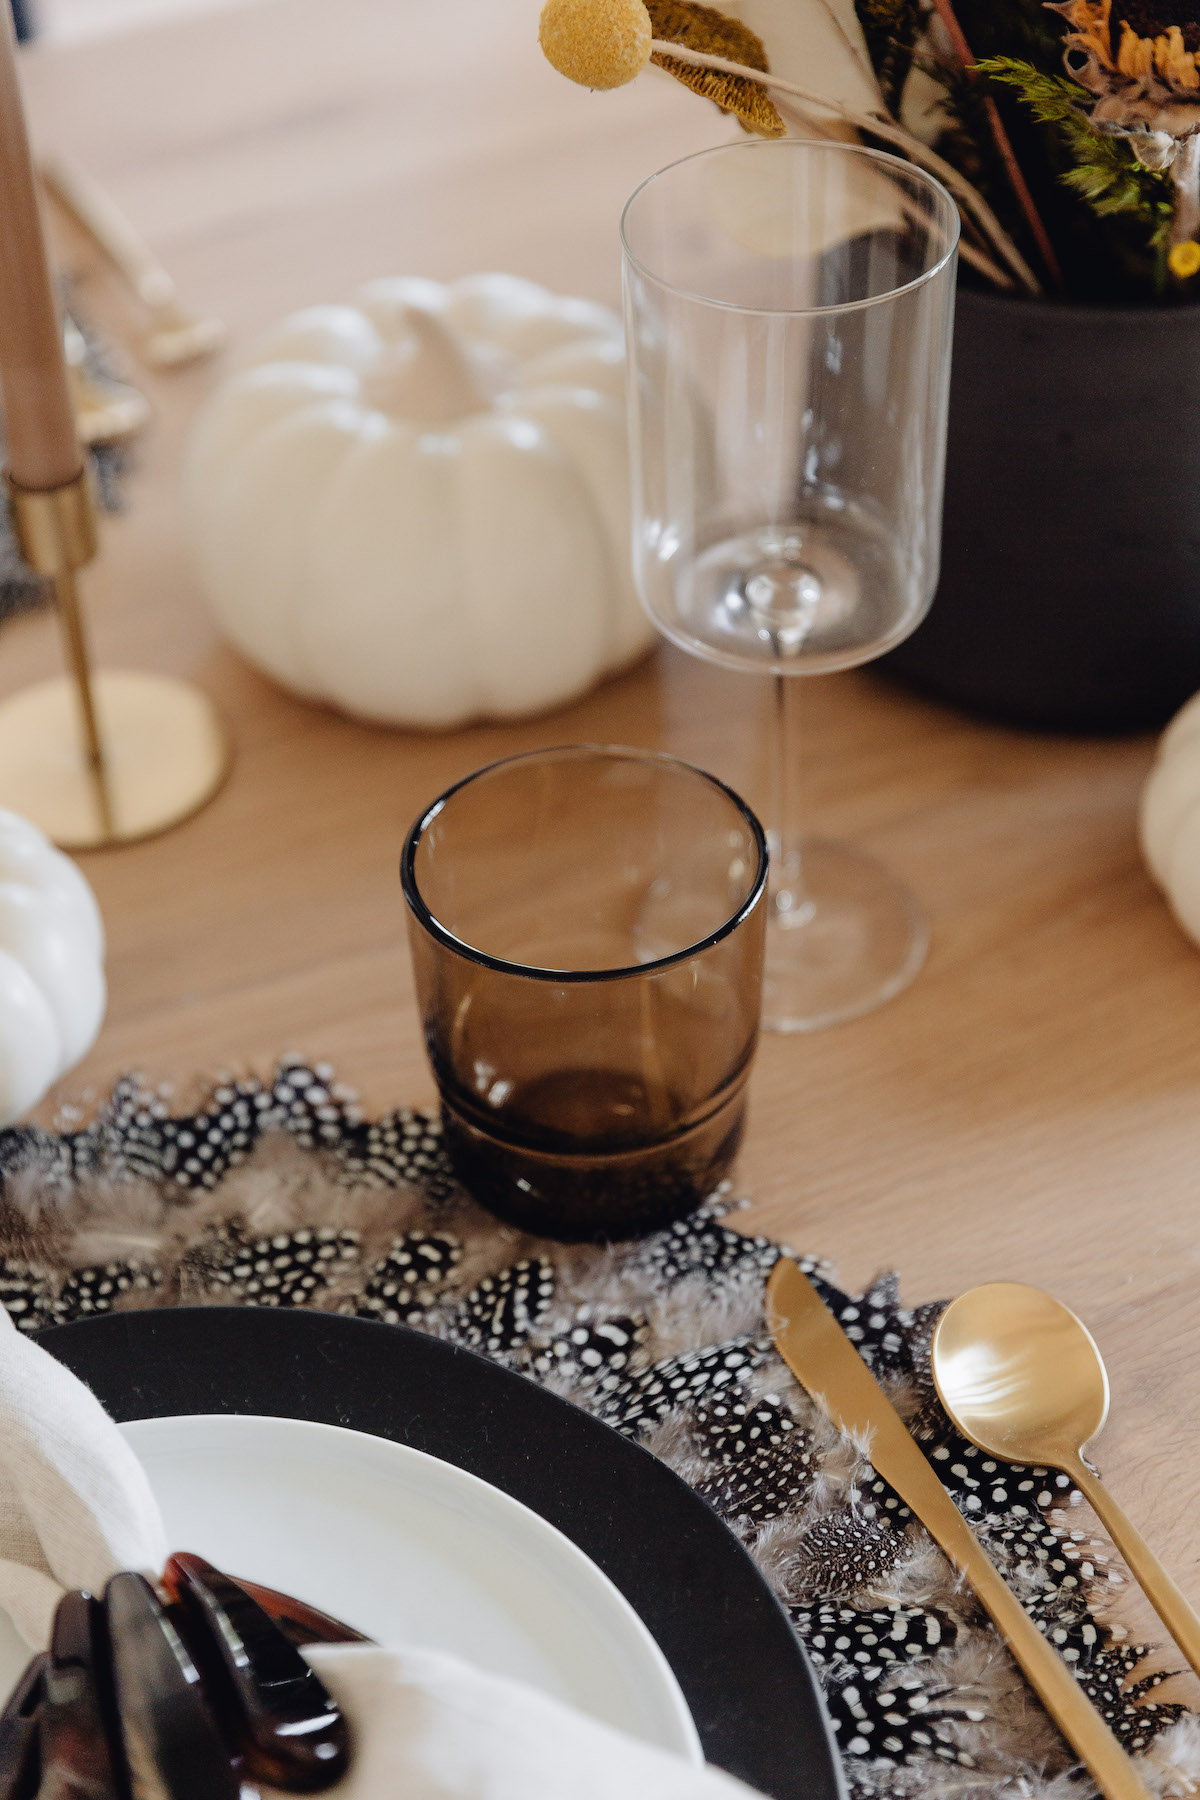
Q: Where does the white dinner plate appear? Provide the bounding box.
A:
[0,1412,700,1761]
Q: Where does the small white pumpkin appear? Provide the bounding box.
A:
[1138,690,1200,944]
[0,810,105,1127]
[183,273,653,729]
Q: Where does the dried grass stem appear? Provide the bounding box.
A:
[647,36,1043,291]
[925,0,1066,288]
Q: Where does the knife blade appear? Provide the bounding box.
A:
[766,1257,1153,1800]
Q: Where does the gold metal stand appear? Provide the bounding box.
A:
[0,467,229,849]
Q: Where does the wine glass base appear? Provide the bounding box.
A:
[762,837,928,1033]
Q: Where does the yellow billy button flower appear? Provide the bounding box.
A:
[1169,237,1200,274]
[538,0,653,89]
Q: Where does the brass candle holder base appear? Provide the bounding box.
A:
[2,467,229,850]
[0,668,228,849]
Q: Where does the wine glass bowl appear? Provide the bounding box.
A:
[621,139,958,1030]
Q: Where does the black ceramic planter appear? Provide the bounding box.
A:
[885,282,1200,733]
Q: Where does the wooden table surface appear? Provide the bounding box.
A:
[7,0,1200,1657]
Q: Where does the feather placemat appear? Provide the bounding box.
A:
[0,1059,1196,1800]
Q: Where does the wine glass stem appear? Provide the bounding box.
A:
[768,670,813,927]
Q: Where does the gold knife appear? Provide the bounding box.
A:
[766,1258,1154,1800]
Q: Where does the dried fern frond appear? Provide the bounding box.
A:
[646,0,786,135]
[979,56,1175,254]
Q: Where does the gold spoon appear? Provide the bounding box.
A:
[932,1281,1200,1682]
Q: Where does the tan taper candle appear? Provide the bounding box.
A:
[0,1,81,492]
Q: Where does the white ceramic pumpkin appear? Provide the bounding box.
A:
[0,809,105,1127]
[183,273,653,728]
[1138,690,1200,944]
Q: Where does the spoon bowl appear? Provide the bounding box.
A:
[931,1280,1109,1467]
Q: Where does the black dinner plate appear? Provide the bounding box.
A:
[39,1307,844,1800]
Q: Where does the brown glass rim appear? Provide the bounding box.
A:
[400,744,769,984]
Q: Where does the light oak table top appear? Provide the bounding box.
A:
[7,0,1200,1666]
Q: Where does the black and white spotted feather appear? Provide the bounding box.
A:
[527,1309,647,1391]
[0,1061,1194,1800]
[183,1222,360,1307]
[694,1394,816,1527]
[349,1231,462,1327]
[452,1257,557,1356]
[630,1204,782,1286]
[0,1257,57,1333]
[790,1508,909,1594]
[597,1336,769,1435]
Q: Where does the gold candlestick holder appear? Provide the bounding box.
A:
[0,466,228,849]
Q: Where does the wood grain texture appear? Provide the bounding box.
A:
[7,0,1200,1683]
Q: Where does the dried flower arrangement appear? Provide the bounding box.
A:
[538,0,1200,298]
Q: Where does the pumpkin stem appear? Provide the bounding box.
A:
[361,306,491,424]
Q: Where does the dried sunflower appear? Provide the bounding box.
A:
[1049,0,1200,242]
[1051,0,1200,158]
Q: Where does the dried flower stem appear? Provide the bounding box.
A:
[953,235,1020,285]
[807,0,884,104]
[936,233,1016,284]
[773,96,1019,287]
[647,37,1042,292]
[925,0,1066,288]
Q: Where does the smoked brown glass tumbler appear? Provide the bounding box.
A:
[402,746,768,1241]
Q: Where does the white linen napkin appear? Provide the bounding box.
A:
[0,1308,763,1800]
[299,1644,758,1800]
[0,1305,167,1648]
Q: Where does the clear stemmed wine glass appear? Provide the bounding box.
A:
[621,138,959,1032]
